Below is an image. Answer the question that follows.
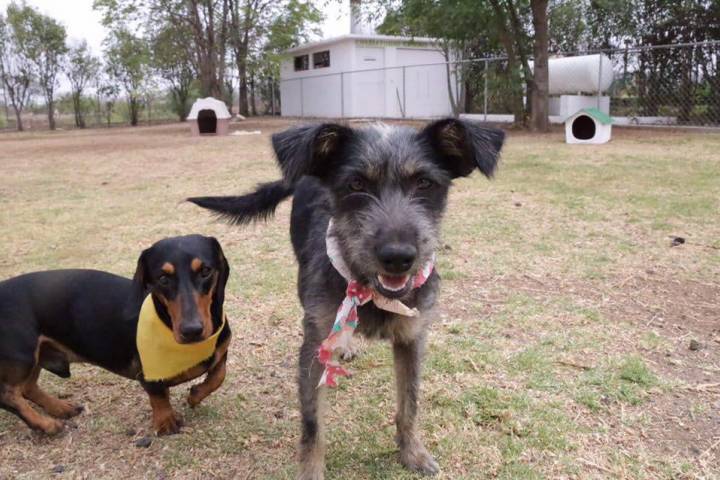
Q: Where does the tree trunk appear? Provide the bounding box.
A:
[250,73,257,116]
[488,0,527,127]
[73,91,86,128]
[47,98,56,130]
[14,107,23,132]
[464,79,475,113]
[238,60,249,116]
[530,0,550,132]
[442,46,458,117]
[129,97,139,126]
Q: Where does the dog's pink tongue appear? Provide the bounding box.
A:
[379,274,409,290]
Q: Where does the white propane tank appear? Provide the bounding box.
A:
[545,54,614,95]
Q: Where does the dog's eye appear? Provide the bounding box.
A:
[157,274,171,287]
[417,177,434,190]
[349,177,365,192]
[200,266,213,278]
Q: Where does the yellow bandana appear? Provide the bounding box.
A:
[136,295,226,382]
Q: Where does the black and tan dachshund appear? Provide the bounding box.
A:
[0,235,231,436]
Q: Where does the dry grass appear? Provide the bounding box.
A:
[0,120,719,479]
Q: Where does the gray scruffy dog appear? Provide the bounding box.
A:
[189,118,505,479]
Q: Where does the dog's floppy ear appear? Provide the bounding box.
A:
[271,123,353,183]
[131,247,152,301]
[209,236,230,321]
[421,118,505,179]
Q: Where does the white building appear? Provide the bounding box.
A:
[279,34,457,119]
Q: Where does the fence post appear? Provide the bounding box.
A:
[340,72,345,118]
[2,87,9,128]
[300,77,304,117]
[484,59,489,122]
[597,54,603,110]
[271,77,276,116]
[402,66,407,118]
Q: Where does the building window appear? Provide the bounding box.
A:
[294,55,309,71]
[313,50,330,69]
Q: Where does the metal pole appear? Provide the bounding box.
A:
[455,61,461,114]
[402,66,406,118]
[340,72,344,118]
[300,78,304,117]
[484,59,489,122]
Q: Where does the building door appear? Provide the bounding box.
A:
[352,47,385,117]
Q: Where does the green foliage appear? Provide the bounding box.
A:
[7,2,67,103]
[259,0,322,79]
[149,22,195,120]
[0,3,36,129]
[66,40,101,127]
[104,28,150,125]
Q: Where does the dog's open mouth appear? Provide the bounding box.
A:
[376,273,411,296]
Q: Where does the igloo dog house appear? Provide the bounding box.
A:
[188,97,231,136]
[566,108,613,144]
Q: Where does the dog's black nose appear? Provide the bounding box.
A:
[180,322,203,341]
[377,243,417,274]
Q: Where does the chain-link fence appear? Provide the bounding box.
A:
[279,40,720,128]
[0,95,182,132]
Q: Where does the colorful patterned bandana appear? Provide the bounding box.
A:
[318,220,435,387]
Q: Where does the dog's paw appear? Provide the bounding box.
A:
[297,467,324,480]
[37,417,65,436]
[154,411,184,436]
[338,337,363,362]
[54,402,84,419]
[400,445,440,476]
[187,385,202,408]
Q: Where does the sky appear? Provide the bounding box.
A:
[0,0,352,55]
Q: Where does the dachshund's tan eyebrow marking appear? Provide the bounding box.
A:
[161,263,175,274]
[191,258,202,272]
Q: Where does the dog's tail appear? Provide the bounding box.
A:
[187,180,293,225]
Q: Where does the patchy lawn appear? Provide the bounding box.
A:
[0,120,718,479]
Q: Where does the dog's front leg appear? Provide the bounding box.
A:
[143,382,183,435]
[297,324,327,480]
[188,334,231,408]
[187,352,227,408]
[393,336,439,476]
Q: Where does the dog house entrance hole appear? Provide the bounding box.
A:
[197,109,217,134]
[571,115,596,140]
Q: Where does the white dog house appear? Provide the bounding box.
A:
[187,97,231,136]
[279,34,456,119]
[566,108,613,144]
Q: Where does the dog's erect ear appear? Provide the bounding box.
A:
[420,118,505,179]
[271,123,353,183]
[209,236,230,321]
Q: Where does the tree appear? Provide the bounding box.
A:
[0,5,33,131]
[149,22,196,120]
[379,0,551,130]
[24,6,67,130]
[252,0,321,114]
[104,28,150,126]
[94,0,230,99]
[228,0,272,116]
[530,0,549,131]
[97,81,119,127]
[65,40,101,128]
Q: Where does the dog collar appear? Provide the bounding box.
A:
[318,220,434,387]
[136,294,225,382]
